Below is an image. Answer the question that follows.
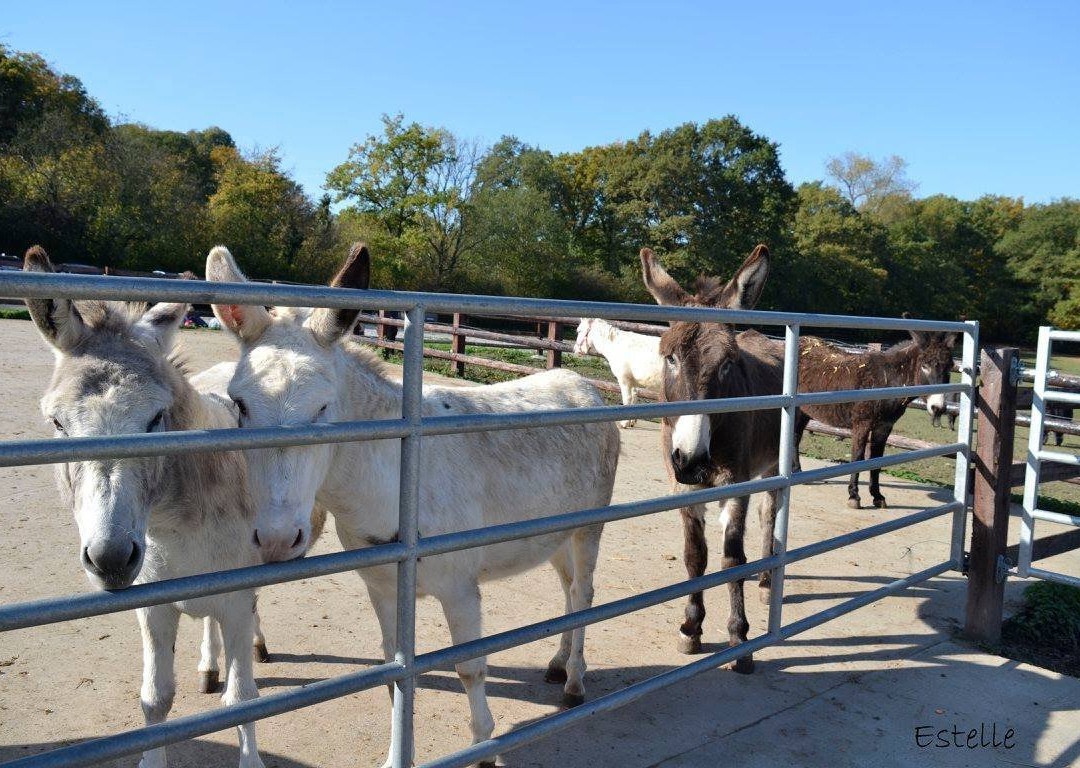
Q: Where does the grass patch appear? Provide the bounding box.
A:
[0,308,29,321]
[998,581,1080,677]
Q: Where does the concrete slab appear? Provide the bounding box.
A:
[0,319,1077,768]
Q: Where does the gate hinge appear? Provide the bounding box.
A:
[995,555,1012,584]
[1009,358,1023,386]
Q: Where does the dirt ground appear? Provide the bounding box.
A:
[1,319,1078,768]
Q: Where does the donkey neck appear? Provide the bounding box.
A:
[588,321,621,355]
[337,340,405,420]
[879,343,921,385]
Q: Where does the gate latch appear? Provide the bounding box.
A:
[995,555,1012,584]
[1009,358,1024,386]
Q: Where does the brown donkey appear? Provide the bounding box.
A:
[794,324,958,509]
[641,245,783,672]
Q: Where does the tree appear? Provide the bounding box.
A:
[208,147,314,279]
[825,152,917,216]
[326,114,488,290]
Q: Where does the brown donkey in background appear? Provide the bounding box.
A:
[641,245,782,672]
[794,324,958,509]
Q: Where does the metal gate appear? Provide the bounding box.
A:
[0,269,977,768]
[1019,326,1080,587]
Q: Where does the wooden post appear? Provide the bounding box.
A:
[451,313,466,377]
[964,347,1018,644]
[377,310,389,341]
[546,321,562,369]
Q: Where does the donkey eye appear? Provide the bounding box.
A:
[665,355,677,367]
[146,411,165,433]
[51,417,67,435]
[233,398,248,418]
[314,404,328,422]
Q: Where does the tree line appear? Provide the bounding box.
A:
[2,45,1077,341]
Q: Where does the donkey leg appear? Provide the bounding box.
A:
[137,604,180,768]
[868,427,891,508]
[678,503,708,654]
[220,594,265,768]
[440,583,497,766]
[361,576,401,768]
[617,380,634,428]
[252,600,270,663]
[847,426,871,509]
[544,545,573,684]
[720,496,754,674]
[198,616,223,693]
[757,488,778,605]
[563,523,602,707]
[792,412,810,473]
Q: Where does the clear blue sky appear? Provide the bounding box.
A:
[4,1,1077,203]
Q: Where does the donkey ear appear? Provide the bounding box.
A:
[903,312,930,346]
[309,242,371,347]
[205,246,271,343]
[134,301,188,352]
[715,244,770,309]
[23,245,88,351]
[640,248,689,306]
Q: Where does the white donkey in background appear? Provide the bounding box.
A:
[573,318,663,428]
[23,247,267,768]
[206,242,620,767]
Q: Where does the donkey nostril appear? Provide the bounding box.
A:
[672,448,684,466]
[292,529,304,548]
[253,530,261,547]
[126,541,141,568]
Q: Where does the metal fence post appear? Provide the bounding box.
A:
[546,321,562,369]
[1019,326,1052,577]
[391,304,424,768]
[451,313,466,377]
[963,347,1018,643]
[768,324,800,635]
[950,321,979,568]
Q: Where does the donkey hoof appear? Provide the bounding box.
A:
[479,761,497,768]
[254,642,270,663]
[618,420,634,429]
[846,497,861,509]
[872,497,888,509]
[730,656,755,675]
[677,633,702,655]
[198,670,220,694]
[561,691,586,708]
[543,664,567,684]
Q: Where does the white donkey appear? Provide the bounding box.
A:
[206,243,620,765]
[24,247,266,768]
[573,318,662,428]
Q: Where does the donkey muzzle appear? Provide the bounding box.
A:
[671,448,711,486]
[82,537,143,590]
[254,524,308,563]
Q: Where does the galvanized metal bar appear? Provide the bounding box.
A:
[1030,508,1080,527]
[950,321,979,566]
[0,542,407,632]
[1025,567,1080,588]
[0,419,408,468]
[1035,449,1080,466]
[0,381,967,469]
[0,270,972,331]
[416,446,964,560]
[418,632,780,768]
[1,661,405,768]
[1048,329,1080,342]
[422,558,955,768]
[1041,390,1080,405]
[768,324,800,635]
[0,444,962,635]
[1019,326,1052,577]
[416,501,960,676]
[777,560,955,639]
[391,305,425,768]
